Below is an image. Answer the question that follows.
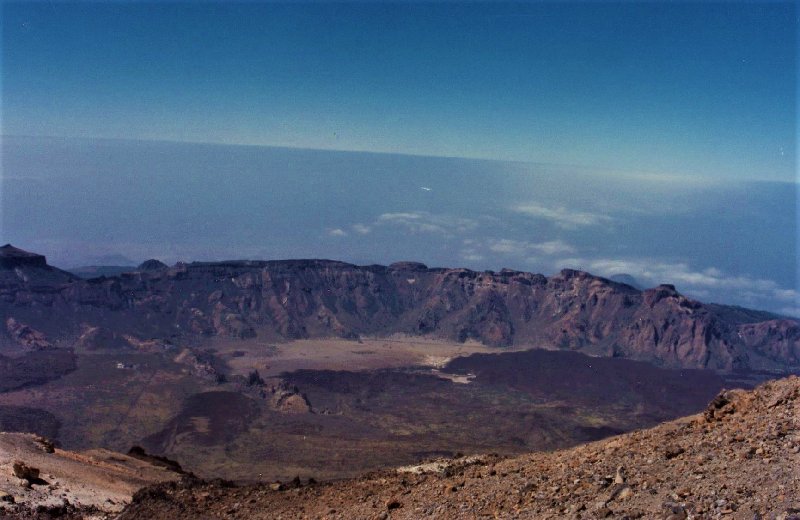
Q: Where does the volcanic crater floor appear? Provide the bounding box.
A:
[115,376,800,520]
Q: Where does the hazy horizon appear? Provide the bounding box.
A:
[2,135,797,317]
[2,2,797,315]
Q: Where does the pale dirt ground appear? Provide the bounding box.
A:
[211,335,529,378]
[0,432,179,517]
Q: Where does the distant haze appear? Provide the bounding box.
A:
[2,2,797,316]
[2,136,797,317]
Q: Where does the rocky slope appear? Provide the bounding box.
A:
[0,245,76,295]
[0,433,181,519]
[1,245,798,370]
[118,376,800,520]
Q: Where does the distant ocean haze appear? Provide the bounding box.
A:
[1,136,796,316]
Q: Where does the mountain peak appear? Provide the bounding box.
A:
[138,259,168,271]
[388,261,429,271]
[557,268,597,280]
[0,244,47,269]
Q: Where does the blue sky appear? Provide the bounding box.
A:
[3,2,796,180]
[1,3,798,315]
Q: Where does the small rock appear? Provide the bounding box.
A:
[386,499,402,510]
[616,486,633,500]
[12,461,39,482]
[34,436,55,454]
[663,502,688,520]
[664,446,685,460]
[695,453,711,464]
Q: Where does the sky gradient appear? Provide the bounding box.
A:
[3,2,797,180]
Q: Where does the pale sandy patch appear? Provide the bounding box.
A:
[209,335,526,377]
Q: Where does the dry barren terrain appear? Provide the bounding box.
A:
[119,376,800,520]
[0,432,180,519]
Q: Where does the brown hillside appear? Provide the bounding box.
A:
[118,376,799,520]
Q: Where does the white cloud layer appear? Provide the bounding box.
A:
[556,255,798,313]
[376,212,478,235]
[512,203,613,229]
[487,238,576,256]
[352,223,371,235]
[459,238,576,265]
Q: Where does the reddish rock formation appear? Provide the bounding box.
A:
[0,245,798,371]
[5,318,52,350]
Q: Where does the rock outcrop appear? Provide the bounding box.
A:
[1,245,798,371]
[73,324,132,351]
[137,259,168,272]
[0,245,47,270]
[0,432,181,518]
[5,318,52,350]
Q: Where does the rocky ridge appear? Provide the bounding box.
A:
[117,376,800,520]
[0,246,48,270]
[0,433,181,519]
[1,245,798,370]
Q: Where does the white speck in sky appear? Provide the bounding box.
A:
[420,186,432,191]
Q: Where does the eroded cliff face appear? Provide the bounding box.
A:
[1,246,798,371]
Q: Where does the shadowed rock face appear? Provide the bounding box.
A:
[0,245,47,269]
[0,244,77,291]
[1,245,798,371]
[138,259,168,271]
